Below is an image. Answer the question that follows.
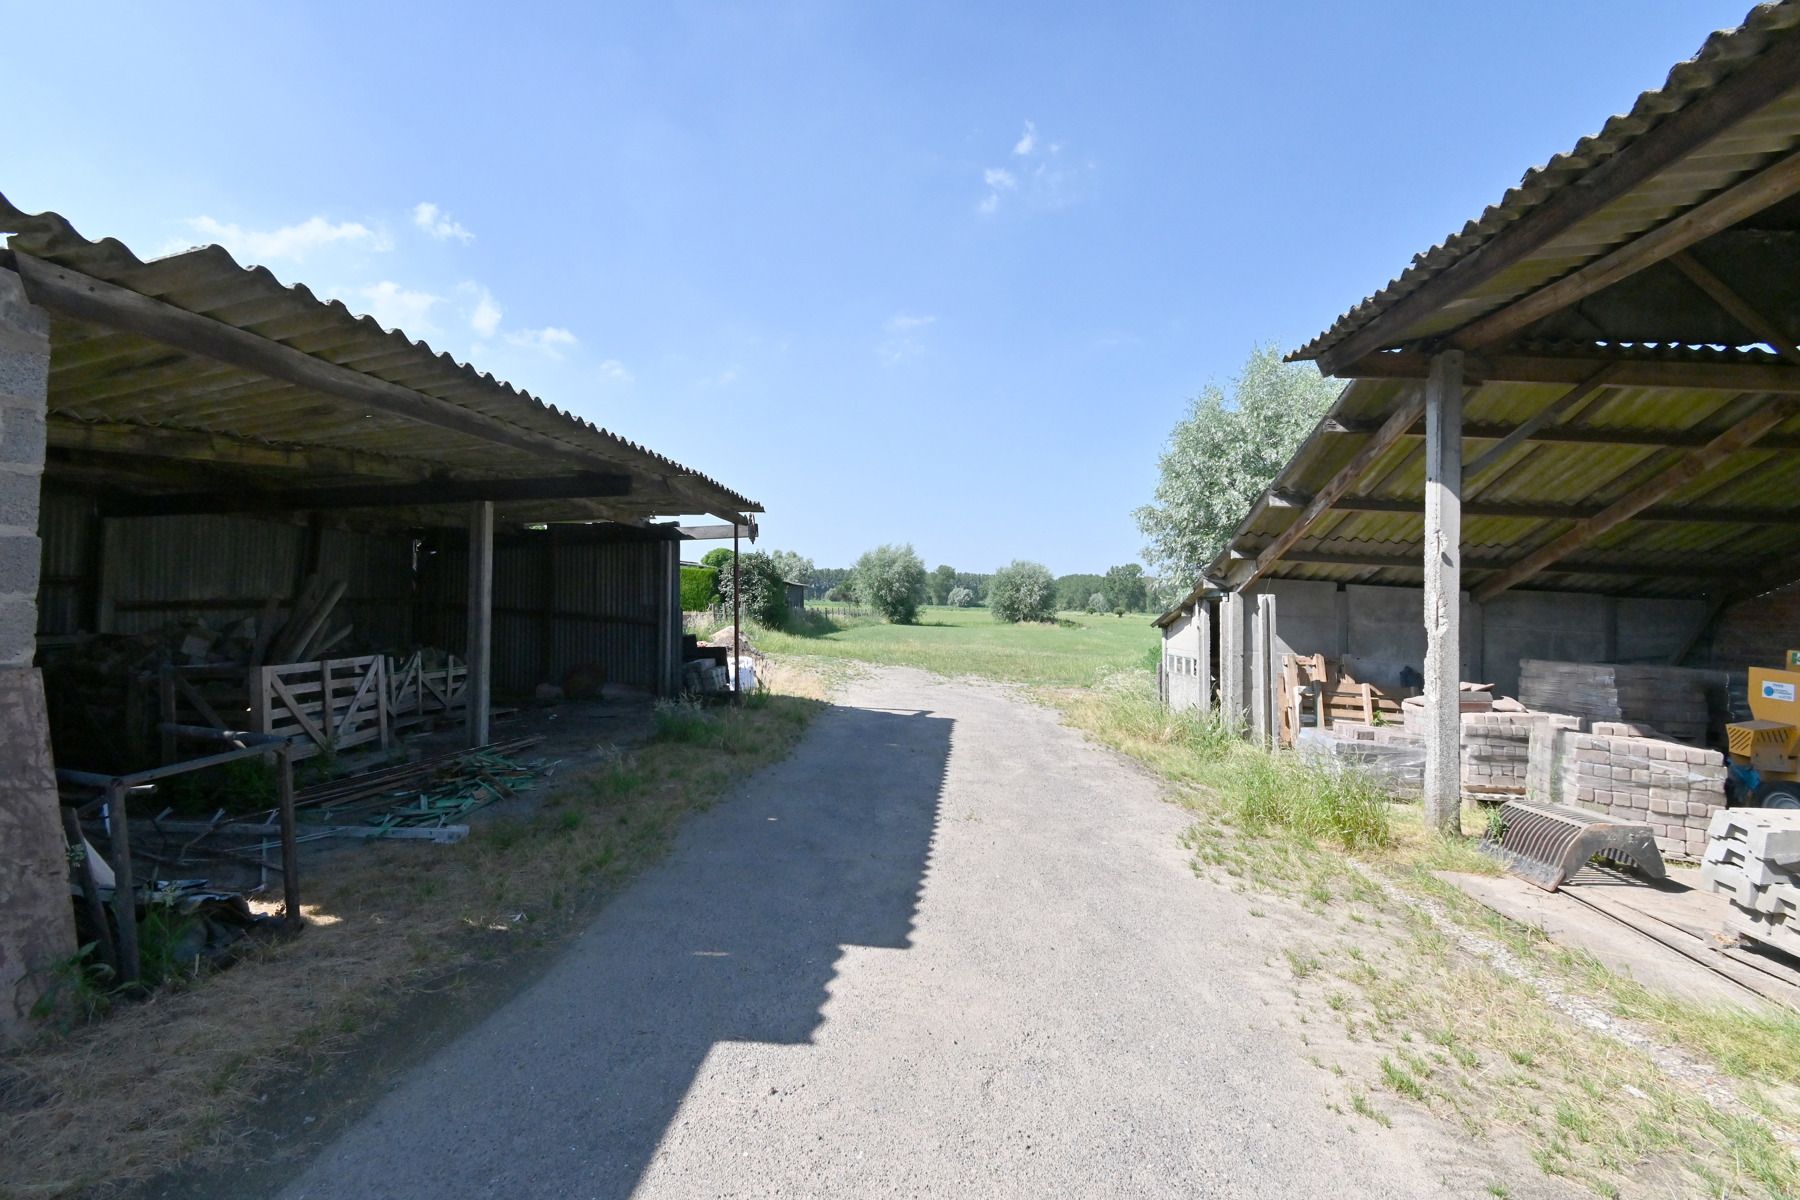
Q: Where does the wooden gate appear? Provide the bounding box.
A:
[256,655,390,759]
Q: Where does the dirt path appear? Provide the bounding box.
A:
[269,666,1558,1198]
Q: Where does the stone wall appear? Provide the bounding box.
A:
[0,266,71,1044]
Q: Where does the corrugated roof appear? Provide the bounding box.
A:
[0,195,760,527]
[1291,0,1800,367]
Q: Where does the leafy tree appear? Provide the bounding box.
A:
[768,549,814,588]
[851,543,927,623]
[679,566,720,612]
[989,560,1057,623]
[1102,563,1148,613]
[1054,573,1107,611]
[810,566,853,599]
[952,572,991,604]
[1135,344,1339,588]
[1086,591,1106,613]
[929,564,957,605]
[719,550,789,629]
[700,547,734,571]
[946,586,974,608]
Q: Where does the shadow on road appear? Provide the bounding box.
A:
[277,700,952,1200]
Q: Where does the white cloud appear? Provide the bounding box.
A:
[978,123,1093,217]
[460,283,502,338]
[184,214,388,263]
[506,326,579,358]
[354,281,441,337]
[879,313,936,365]
[413,201,474,243]
[597,358,634,385]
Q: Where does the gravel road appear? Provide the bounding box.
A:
[274,666,1541,1198]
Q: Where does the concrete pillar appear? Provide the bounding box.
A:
[0,266,74,1044]
[1196,600,1213,715]
[465,500,494,746]
[1218,591,1246,734]
[1252,591,1278,749]
[1423,351,1464,834]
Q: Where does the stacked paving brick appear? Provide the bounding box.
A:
[1528,722,1727,858]
[1461,711,1570,795]
[1702,809,1800,956]
[1518,660,1711,745]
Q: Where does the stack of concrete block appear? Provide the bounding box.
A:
[1702,809,1800,956]
[1461,711,1579,795]
[1527,723,1727,859]
[1518,660,1712,745]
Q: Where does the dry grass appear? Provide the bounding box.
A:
[0,666,828,1199]
[1055,669,1800,1199]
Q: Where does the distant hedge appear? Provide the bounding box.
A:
[680,565,720,612]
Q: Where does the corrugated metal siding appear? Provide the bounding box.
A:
[36,489,92,635]
[35,492,413,644]
[416,534,673,695]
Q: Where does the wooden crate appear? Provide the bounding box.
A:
[1280,654,1417,747]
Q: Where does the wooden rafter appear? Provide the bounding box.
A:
[1471,400,1798,602]
[1321,416,1800,452]
[1449,148,1800,351]
[1461,366,1617,477]
[1668,250,1800,366]
[1239,386,1427,588]
[47,419,433,481]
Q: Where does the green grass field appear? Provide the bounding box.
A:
[752,605,1161,688]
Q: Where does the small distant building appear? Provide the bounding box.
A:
[785,580,807,612]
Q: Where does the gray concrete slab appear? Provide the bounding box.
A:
[274,667,1551,1199]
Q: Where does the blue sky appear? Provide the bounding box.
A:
[2,1,1753,575]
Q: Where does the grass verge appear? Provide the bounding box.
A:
[1056,668,1800,1199]
[0,665,828,1199]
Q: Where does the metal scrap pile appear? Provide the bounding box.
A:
[294,736,548,840]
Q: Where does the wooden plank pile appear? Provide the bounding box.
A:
[1278,654,1418,747]
[1702,809,1800,956]
[1518,660,1711,746]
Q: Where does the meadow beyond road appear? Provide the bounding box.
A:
[272,666,1556,1199]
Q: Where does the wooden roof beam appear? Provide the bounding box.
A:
[1239,385,1427,589]
[1312,31,1800,374]
[1329,495,1800,525]
[1321,415,1800,451]
[109,471,632,518]
[1471,400,1797,602]
[1337,349,1800,392]
[47,418,435,481]
[1279,549,1747,580]
[1450,147,1800,352]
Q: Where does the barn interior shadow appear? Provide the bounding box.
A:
[275,700,951,1200]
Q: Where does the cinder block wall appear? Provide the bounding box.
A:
[0,266,74,1044]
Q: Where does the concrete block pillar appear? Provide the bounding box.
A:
[1218,591,1246,735]
[1252,592,1278,749]
[1196,600,1213,715]
[1422,351,1464,834]
[0,265,74,1044]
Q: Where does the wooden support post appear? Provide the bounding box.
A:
[731,525,742,704]
[105,779,141,987]
[277,742,301,929]
[1423,351,1464,836]
[465,501,493,746]
[1196,601,1214,715]
[1218,591,1246,735]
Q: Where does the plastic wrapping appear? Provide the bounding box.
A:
[1296,725,1424,796]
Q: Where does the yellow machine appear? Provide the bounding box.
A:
[1726,650,1800,809]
